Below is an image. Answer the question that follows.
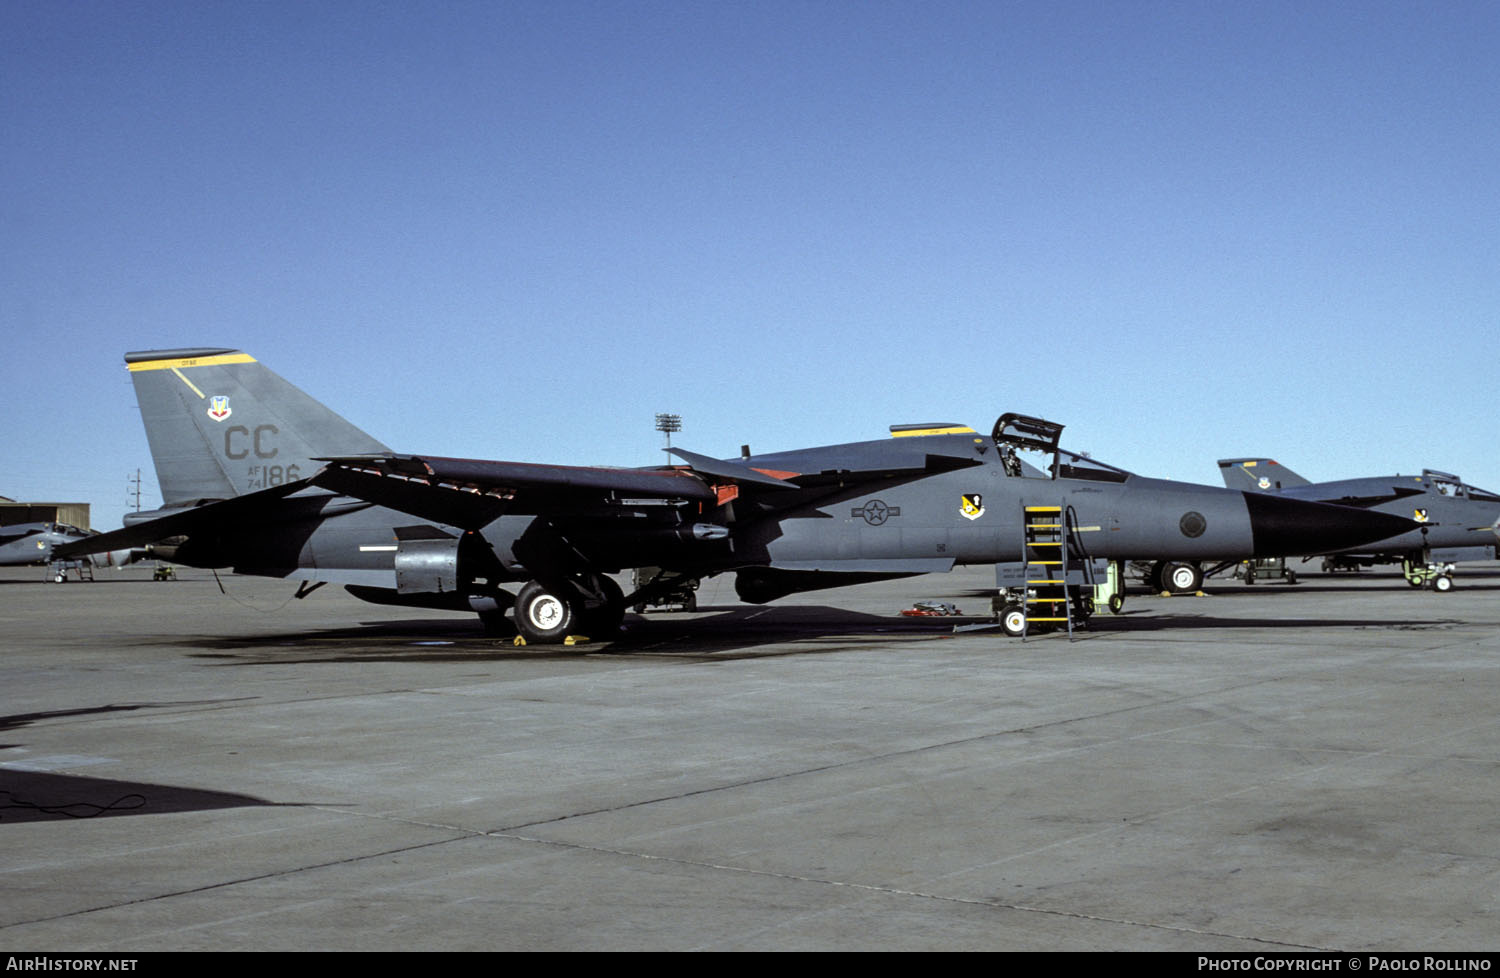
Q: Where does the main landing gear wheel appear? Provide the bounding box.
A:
[513,575,628,644]
[1163,561,1203,593]
[514,580,577,644]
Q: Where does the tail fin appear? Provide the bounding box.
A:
[1217,458,1312,492]
[126,348,389,504]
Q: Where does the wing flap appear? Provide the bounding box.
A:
[311,464,511,528]
[316,454,715,500]
[310,454,717,528]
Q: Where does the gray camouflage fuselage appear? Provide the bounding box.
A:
[62,350,1416,622]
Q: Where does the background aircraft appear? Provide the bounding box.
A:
[1219,458,1500,590]
[0,522,87,565]
[0,522,141,579]
[59,349,1413,640]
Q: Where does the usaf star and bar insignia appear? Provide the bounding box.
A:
[852,499,899,525]
[853,495,987,524]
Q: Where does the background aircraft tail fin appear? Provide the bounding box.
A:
[1217,457,1312,492]
[126,348,389,504]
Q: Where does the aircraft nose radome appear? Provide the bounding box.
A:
[1242,492,1416,556]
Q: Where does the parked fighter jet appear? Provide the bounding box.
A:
[58,349,1415,640]
[0,522,86,565]
[1219,459,1500,590]
[0,522,141,579]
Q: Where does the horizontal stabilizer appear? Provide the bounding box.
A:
[52,481,312,557]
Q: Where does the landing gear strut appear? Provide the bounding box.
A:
[577,573,625,637]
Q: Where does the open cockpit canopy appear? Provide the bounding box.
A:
[992,412,1132,484]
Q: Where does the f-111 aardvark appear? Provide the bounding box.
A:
[0,521,141,580]
[60,349,1415,641]
[1219,458,1500,590]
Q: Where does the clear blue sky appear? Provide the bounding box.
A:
[4,0,1497,531]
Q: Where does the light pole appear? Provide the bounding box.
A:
[655,413,682,457]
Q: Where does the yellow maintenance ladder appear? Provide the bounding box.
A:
[1022,504,1077,640]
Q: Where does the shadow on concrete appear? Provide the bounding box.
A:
[0,700,253,734]
[0,768,272,824]
[145,597,1466,663]
[165,604,973,664]
[1081,611,1464,633]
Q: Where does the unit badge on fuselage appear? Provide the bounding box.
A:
[207,395,232,422]
[960,493,985,520]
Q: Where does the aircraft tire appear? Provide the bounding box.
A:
[1074,595,1095,621]
[514,580,578,644]
[1163,562,1203,593]
[1000,605,1027,637]
[1434,575,1453,593]
[1145,561,1166,592]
